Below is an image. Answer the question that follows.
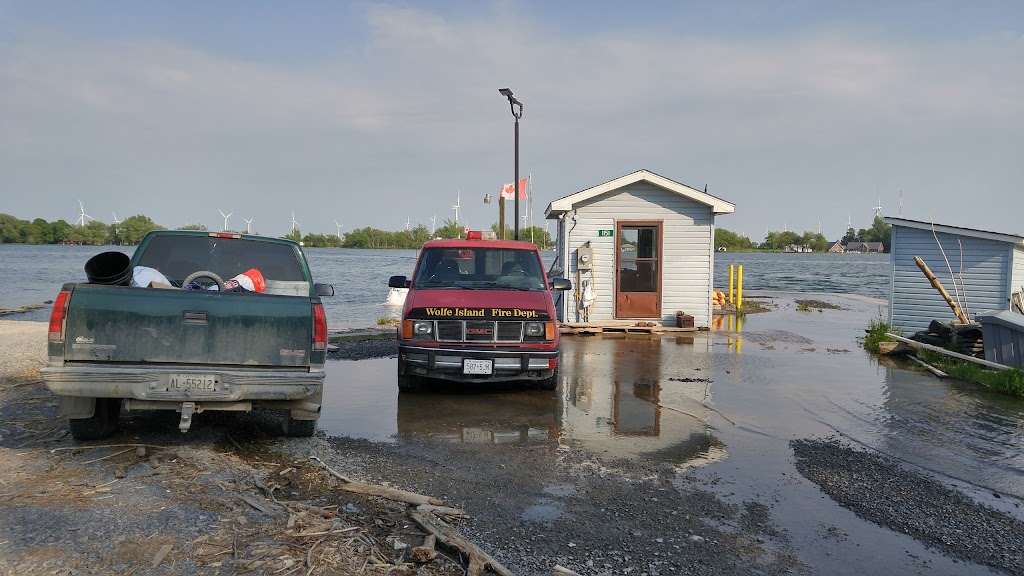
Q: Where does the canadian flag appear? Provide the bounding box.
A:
[500,178,529,200]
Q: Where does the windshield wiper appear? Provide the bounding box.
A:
[419,280,477,289]
[470,281,536,291]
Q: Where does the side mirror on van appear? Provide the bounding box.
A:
[389,275,411,289]
[314,283,335,297]
[550,278,572,291]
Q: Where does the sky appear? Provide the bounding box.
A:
[1,1,1022,241]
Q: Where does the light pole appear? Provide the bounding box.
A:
[498,88,523,240]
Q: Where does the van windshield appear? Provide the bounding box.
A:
[413,247,546,290]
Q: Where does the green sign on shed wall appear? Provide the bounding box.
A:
[598,230,614,237]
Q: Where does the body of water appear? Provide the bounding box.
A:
[0,244,890,327]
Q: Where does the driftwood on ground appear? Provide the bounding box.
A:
[907,355,949,378]
[409,507,514,576]
[410,534,438,563]
[878,341,915,355]
[336,481,444,506]
[885,333,1010,371]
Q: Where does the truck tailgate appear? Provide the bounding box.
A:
[63,285,313,367]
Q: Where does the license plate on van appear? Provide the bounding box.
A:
[463,359,493,375]
[167,374,217,392]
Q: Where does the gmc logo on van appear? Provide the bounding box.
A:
[467,328,492,336]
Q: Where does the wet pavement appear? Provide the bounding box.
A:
[318,292,1024,575]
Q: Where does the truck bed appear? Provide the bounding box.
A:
[61,283,314,368]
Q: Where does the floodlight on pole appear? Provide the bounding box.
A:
[498,87,523,240]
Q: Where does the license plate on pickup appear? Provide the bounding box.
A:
[463,359,493,375]
[167,374,217,392]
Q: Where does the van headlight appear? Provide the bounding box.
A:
[413,320,434,339]
[524,322,545,337]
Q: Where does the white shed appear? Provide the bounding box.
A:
[885,217,1024,335]
[544,169,734,328]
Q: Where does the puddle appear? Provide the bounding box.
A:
[520,501,562,524]
[320,294,1024,503]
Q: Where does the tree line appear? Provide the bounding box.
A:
[715,216,892,252]
[0,213,553,250]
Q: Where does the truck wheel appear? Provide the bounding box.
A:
[68,398,120,441]
[397,360,423,393]
[282,414,317,437]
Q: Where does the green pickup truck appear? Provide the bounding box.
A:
[41,230,334,440]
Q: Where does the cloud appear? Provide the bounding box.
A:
[0,4,1020,237]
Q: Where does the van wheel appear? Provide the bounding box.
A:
[536,368,559,391]
[68,398,120,441]
[397,360,423,393]
[282,414,317,437]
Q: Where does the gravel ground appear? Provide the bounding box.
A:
[792,437,1024,575]
[327,337,398,361]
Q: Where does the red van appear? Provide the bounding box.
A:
[389,232,572,392]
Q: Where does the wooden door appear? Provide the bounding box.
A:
[615,221,662,319]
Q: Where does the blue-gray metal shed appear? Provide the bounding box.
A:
[885,217,1024,335]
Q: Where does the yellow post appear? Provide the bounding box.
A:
[736,316,742,353]
[737,265,743,309]
[729,264,735,303]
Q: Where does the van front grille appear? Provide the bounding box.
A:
[433,320,527,343]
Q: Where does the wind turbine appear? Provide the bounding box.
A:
[405,217,411,231]
[872,197,883,218]
[75,200,93,227]
[243,217,253,234]
[898,191,903,217]
[451,191,461,225]
[817,221,822,235]
[218,210,233,232]
[334,220,343,241]
[290,211,300,232]
[430,214,437,235]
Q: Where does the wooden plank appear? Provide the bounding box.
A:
[885,333,1012,371]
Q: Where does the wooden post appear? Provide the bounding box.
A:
[913,256,970,324]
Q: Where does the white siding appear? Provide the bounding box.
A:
[563,182,714,327]
[1012,246,1024,298]
[889,225,1012,334]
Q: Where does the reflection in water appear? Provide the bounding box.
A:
[558,336,727,468]
[712,313,743,354]
[395,390,558,445]
[383,336,728,469]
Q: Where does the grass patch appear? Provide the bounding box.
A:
[862,318,894,354]
[916,351,1024,397]
[376,317,398,326]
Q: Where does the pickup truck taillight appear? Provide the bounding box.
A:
[312,303,327,351]
[48,290,71,343]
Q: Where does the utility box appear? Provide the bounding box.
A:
[576,245,593,271]
[975,310,1024,368]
